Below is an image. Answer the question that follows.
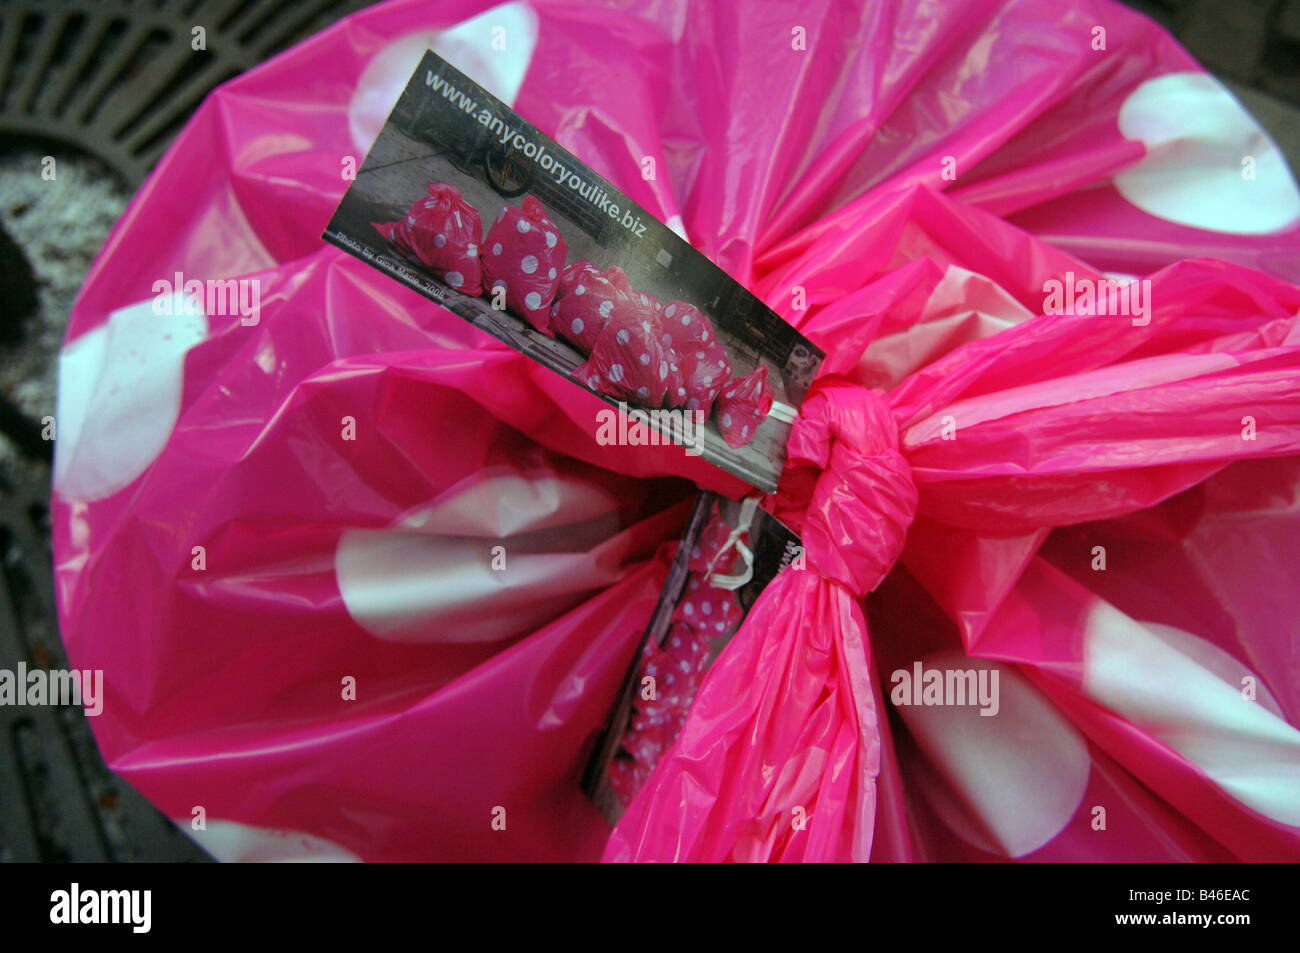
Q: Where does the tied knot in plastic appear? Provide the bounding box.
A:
[780,379,918,598]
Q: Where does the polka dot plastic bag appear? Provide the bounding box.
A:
[372,182,484,295]
[573,294,669,406]
[482,194,567,334]
[551,261,632,354]
[51,0,1300,863]
[715,365,773,449]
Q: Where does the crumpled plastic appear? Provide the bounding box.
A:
[608,259,1300,861]
[52,0,1300,862]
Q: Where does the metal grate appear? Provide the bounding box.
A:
[0,0,371,188]
[0,460,216,860]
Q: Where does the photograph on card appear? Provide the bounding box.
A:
[582,491,804,823]
[323,50,824,493]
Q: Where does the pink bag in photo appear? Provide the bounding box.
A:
[373,182,484,294]
[551,262,631,354]
[482,195,567,333]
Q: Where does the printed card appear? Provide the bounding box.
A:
[324,50,823,492]
[582,491,804,822]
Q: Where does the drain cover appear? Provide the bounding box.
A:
[0,0,370,188]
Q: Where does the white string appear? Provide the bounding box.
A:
[708,495,760,591]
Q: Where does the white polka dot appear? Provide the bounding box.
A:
[640,353,650,365]
[587,375,599,387]
[548,267,556,279]
[466,243,477,256]
[702,602,712,615]
[696,350,705,359]
[54,297,207,502]
[715,622,725,632]
[677,387,686,397]
[659,361,668,380]
[545,230,557,248]
[898,652,1090,858]
[665,304,676,318]
[1083,606,1300,825]
[609,363,624,382]
[517,218,530,233]
[662,334,672,348]
[680,660,690,673]
[666,674,674,685]
[406,215,416,226]
[179,819,361,863]
[1114,72,1300,234]
[350,18,541,156]
[524,291,542,311]
[520,254,538,274]
[741,425,749,437]
[682,314,691,325]
[684,603,694,615]
[445,271,464,288]
[641,294,649,305]
[575,284,585,295]
[641,321,652,334]
[637,386,648,398]
[434,232,446,247]
[492,242,502,256]
[617,329,630,345]
[672,637,681,647]
[571,318,585,334]
[721,413,732,427]
[599,300,613,318]
[702,329,709,341]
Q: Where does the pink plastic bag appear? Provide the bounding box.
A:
[715,365,773,448]
[574,296,669,406]
[609,250,1300,862]
[482,195,567,334]
[53,0,1300,861]
[373,182,484,294]
[551,261,630,354]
